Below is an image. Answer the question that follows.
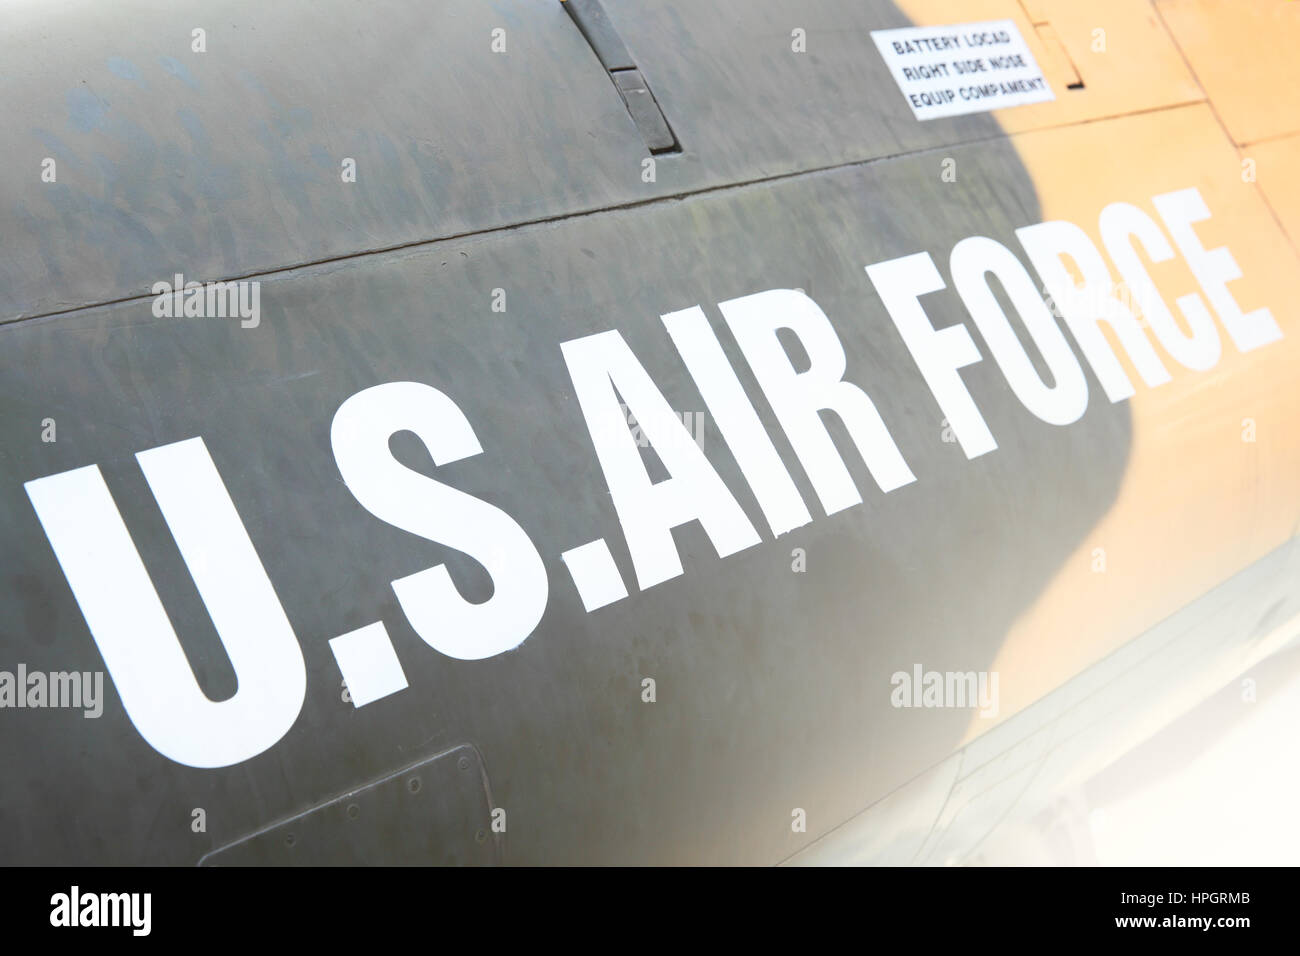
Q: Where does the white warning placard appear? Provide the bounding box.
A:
[871,19,1054,121]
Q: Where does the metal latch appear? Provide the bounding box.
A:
[563,0,680,153]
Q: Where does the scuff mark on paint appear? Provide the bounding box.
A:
[107,57,143,84]
[67,87,108,132]
[158,55,198,89]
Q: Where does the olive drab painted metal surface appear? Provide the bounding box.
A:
[1,0,1298,865]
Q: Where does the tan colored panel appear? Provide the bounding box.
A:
[1246,134,1300,245]
[1018,0,1052,25]
[896,0,1203,132]
[1156,0,1300,145]
[967,104,1300,732]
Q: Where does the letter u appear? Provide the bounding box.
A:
[25,437,305,768]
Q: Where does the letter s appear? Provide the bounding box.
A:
[330,382,548,660]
